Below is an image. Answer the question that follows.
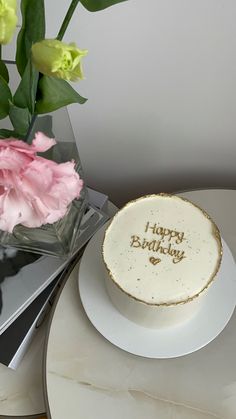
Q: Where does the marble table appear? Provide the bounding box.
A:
[0,316,46,418]
[45,190,236,419]
[0,199,111,419]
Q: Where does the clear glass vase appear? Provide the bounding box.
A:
[0,107,88,257]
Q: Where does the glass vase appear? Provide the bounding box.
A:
[0,107,88,257]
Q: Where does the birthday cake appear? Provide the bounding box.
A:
[102,194,222,328]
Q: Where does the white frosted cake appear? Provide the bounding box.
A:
[102,194,222,328]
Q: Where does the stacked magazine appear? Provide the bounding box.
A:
[0,188,109,369]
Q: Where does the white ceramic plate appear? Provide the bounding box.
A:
[78,223,236,358]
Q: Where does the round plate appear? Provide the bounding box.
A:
[78,223,236,358]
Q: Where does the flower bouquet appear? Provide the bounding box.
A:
[0,0,127,256]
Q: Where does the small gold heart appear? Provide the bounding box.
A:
[149,256,161,265]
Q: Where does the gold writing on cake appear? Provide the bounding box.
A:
[149,256,161,265]
[145,222,185,244]
[130,222,186,264]
[130,236,185,263]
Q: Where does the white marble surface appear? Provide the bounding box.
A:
[0,321,46,417]
[45,190,236,419]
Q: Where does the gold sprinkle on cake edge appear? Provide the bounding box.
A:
[102,193,223,307]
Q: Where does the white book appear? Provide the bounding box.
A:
[0,257,80,369]
[0,197,109,335]
[0,274,61,368]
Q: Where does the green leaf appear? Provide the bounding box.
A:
[0,129,19,138]
[16,0,45,76]
[14,60,39,114]
[35,76,87,114]
[80,0,128,12]
[9,103,31,137]
[0,60,9,83]
[0,75,12,119]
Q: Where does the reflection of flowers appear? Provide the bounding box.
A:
[0,132,83,232]
[32,39,88,82]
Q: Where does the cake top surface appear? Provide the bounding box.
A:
[102,194,222,306]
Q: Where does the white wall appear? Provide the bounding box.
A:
[5,1,236,205]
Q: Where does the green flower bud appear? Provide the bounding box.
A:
[31,39,88,82]
[0,0,18,44]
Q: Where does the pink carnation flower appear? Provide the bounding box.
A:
[0,132,84,232]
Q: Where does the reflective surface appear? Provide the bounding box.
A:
[0,107,87,257]
[45,190,236,419]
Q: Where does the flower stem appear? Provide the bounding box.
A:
[57,0,80,41]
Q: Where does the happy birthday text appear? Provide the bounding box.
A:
[130,221,186,264]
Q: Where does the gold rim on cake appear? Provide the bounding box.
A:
[102,193,223,307]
